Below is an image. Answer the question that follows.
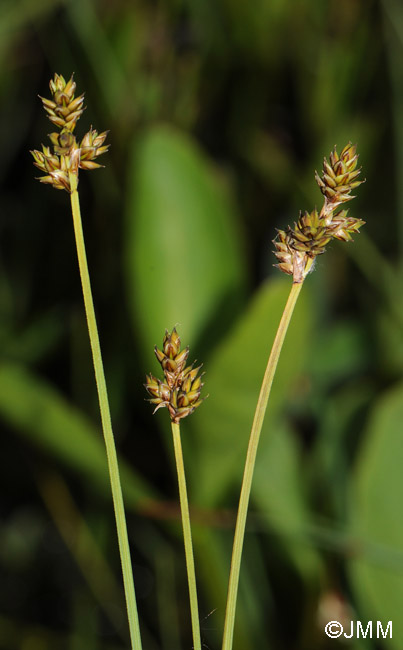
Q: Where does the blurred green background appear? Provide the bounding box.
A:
[1,0,403,648]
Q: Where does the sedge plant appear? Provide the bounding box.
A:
[145,328,206,650]
[31,75,365,650]
[31,74,143,650]
[222,143,365,650]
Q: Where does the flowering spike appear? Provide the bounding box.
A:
[274,143,365,283]
[146,329,205,423]
[315,142,364,212]
[32,74,108,192]
[42,73,85,133]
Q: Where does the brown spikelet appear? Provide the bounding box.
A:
[315,142,364,212]
[292,210,332,256]
[146,329,206,423]
[32,73,109,192]
[273,229,294,276]
[274,143,365,283]
[41,73,85,132]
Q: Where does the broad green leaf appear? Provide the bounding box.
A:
[188,277,311,506]
[0,362,155,507]
[125,125,246,365]
[348,382,403,646]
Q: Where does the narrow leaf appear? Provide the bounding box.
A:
[0,362,155,507]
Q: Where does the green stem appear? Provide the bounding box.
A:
[171,420,202,650]
[68,172,142,650]
[222,280,304,650]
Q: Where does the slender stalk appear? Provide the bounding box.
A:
[171,420,202,650]
[68,172,142,650]
[222,280,304,650]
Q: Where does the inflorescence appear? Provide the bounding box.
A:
[31,74,109,192]
[273,143,365,283]
[145,329,205,423]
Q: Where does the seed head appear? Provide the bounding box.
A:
[315,142,364,213]
[154,328,190,387]
[41,73,85,132]
[273,229,294,276]
[32,73,109,192]
[144,374,171,412]
[79,128,110,169]
[328,210,366,242]
[146,329,206,423]
[274,143,365,283]
[291,210,332,256]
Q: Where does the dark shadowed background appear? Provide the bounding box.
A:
[1,0,403,649]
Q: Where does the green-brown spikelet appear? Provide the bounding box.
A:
[32,73,109,192]
[328,210,366,242]
[315,142,363,211]
[41,74,85,132]
[31,146,72,191]
[79,128,110,169]
[144,374,171,412]
[146,329,206,423]
[274,143,365,283]
[154,327,190,387]
[273,229,294,276]
[291,210,332,256]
